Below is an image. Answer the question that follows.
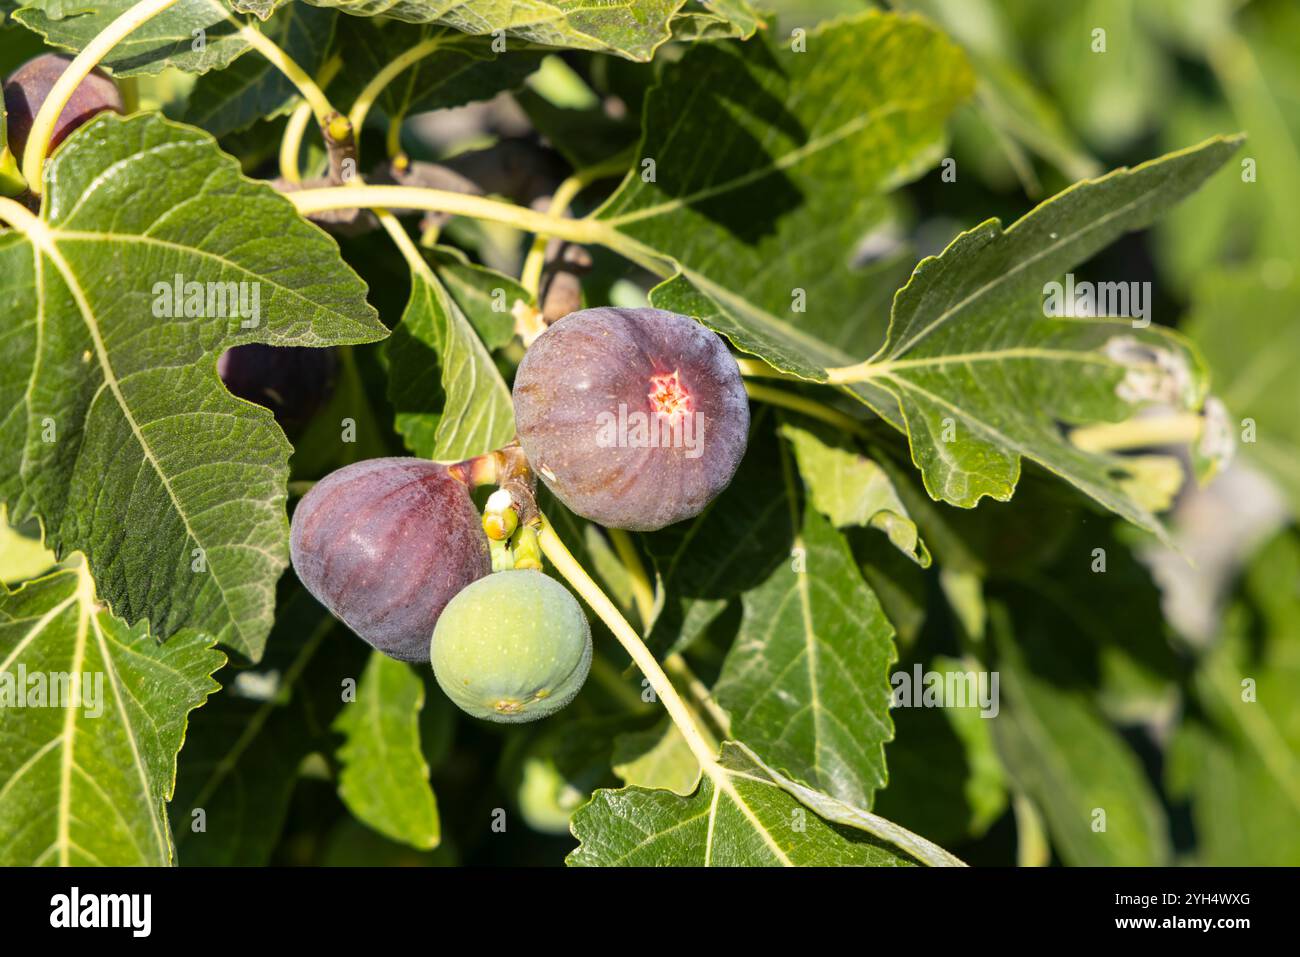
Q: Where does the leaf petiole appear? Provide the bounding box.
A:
[1068,412,1204,453]
[293,183,605,243]
[605,527,728,739]
[733,356,804,380]
[743,381,872,438]
[286,184,674,277]
[234,17,339,130]
[278,56,342,183]
[347,33,447,147]
[0,193,40,232]
[536,513,721,771]
[664,653,730,741]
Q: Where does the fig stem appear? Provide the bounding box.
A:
[606,529,655,627]
[1068,412,1203,453]
[287,185,669,274]
[278,56,342,184]
[822,359,884,383]
[20,0,182,195]
[0,193,40,232]
[604,528,729,738]
[347,33,447,156]
[488,536,514,571]
[743,382,871,438]
[377,203,427,262]
[236,20,338,129]
[386,115,407,162]
[447,454,498,488]
[536,512,720,771]
[664,653,731,740]
[1013,792,1051,868]
[733,356,803,380]
[295,184,604,243]
[278,101,315,184]
[510,524,543,570]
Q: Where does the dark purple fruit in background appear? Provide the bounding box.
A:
[513,307,749,531]
[3,53,124,158]
[217,344,337,436]
[290,457,491,662]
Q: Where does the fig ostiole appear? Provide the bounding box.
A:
[512,306,749,531]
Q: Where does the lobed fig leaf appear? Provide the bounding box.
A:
[0,112,385,661]
[16,0,254,77]
[297,0,685,62]
[0,565,224,866]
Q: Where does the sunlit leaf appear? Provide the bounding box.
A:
[570,742,960,866]
[0,113,384,660]
[334,650,440,850]
[0,565,223,865]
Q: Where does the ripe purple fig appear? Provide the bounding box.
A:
[218,344,337,436]
[290,458,491,662]
[3,53,124,159]
[512,307,749,531]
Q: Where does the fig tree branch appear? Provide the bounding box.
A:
[286,183,678,279]
[289,183,608,244]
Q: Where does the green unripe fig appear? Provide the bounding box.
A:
[431,570,592,723]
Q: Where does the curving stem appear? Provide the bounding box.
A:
[536,513,721,771]
[236,20,336,126]
[21,0,182,194]
[277,55,343,184]
[287,184,674,278]
[0,193,41,232]
[347,33,447,148]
